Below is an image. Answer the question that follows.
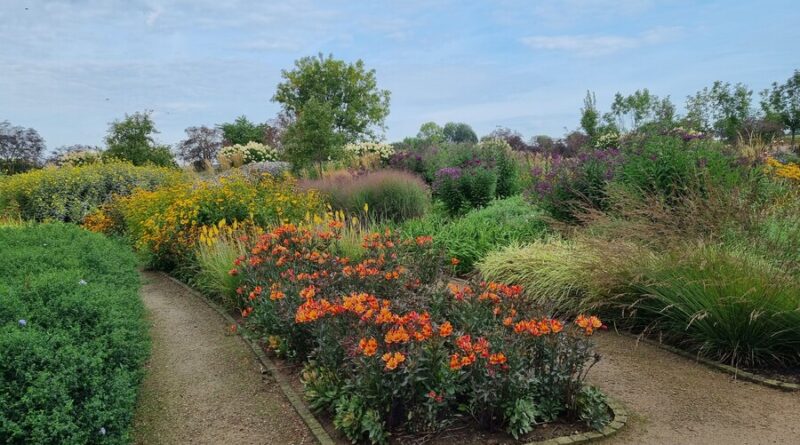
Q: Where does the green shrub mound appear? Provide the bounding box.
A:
[402,196,549,274]
[0,224,149,444]
[0,162,184,223]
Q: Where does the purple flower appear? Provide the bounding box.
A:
[18,319,27,327]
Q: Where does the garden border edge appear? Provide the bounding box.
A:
[523,398,627,445]
[618,331,800,392]
[162,272,628,445]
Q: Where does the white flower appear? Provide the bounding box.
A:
[79,279,88,285]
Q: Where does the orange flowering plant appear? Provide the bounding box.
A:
[233,224,610,443]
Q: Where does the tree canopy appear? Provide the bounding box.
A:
[104,111,175,167]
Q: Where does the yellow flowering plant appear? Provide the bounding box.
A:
[107,171,323,269]
[765,156,800,182]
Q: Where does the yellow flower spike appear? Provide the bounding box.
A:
[363,202,369,213]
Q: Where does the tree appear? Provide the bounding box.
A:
[442,122,478,143]
[104,111,175,167]
[761,70,800,152]
[686,81,752,142]
[177,126,222,169]
[219,116,266,146]
[484,127,532,151]
[274,53,391,166]
[606,89,674,132]
[417,121,445,144]
[282,98,346,174]
[580,91,600,138]
[0,121,46,174]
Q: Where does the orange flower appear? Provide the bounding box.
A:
[299,285,316,300]
[438,321,453,337]
[385,325,411,344]
[449,353,463,370]
[328,220,344,230]
[488,352,507,365]
[382,351,406,370]
[359,337,378,356]
[228,268,238,276]
[550,319,564,333]
[415,235,433,246]
[450,257,460,266]
[575,314,603,335]
[502,316,513,327]
[241,306,253,318]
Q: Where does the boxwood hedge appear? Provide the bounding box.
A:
[0,224,149,444]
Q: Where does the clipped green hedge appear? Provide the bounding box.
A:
[0,224,149,444]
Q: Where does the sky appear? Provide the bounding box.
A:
[1,0,798,150]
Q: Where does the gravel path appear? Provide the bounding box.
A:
[132,271,313,445]
[589,332,800,445]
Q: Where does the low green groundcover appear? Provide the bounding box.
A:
[0,223,149,444]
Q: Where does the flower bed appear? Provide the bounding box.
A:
[231,224,610,443]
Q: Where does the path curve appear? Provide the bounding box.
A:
[589,332,800,444]
[132,271,313,445]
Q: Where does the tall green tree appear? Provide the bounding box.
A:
[580,91,600,138]
[219,116,266,146]
[761,70,800,152]
[442,122,478,143]
[104,111,175,166]
[417,121,446,144]
[274,54,391,168]
[686,81,752,142]
[606,89,674,132]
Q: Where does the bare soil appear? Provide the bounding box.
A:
[589,332,800,445]
[132,272,313,445]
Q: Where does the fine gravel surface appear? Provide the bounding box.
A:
[589,332,800,445]
[132,271,313,445]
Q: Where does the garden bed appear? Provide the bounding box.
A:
[260,340,602,445]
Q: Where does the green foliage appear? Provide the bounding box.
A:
[274,54,391,169]
[480,138,521,198]
[189,234,248,307]
[685,81,753,142]
[282,98,347,172]
[0,224,149,444]
[615,135,741,201]
[442,122,478,143]
[103,111,176,167]
[761,70,800,152]
[219,116,265,146]
[504,398,540,439]
[409,196,549,274]
[628,245,800,368]
[0,161,185,223]
[576,386,611,430]
[580,91,600,139]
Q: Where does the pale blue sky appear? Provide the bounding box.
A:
[1,0,798,149]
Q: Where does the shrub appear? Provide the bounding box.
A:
[219,141,278,166]
[478,138,521,198]
[528,149,621,222]
[344,141,395,160]
[614,135,742,202]
[0,224,148,444]
[405,197,549,274]
[0,162,185,223]
[300,170,430,223]
[433,165,497,215]
[233,224,609,443]
[108,171,323,270]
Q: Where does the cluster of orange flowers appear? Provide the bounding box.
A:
[575,314,604,335]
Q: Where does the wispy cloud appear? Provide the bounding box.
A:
[521,26,682,56]
[145,4,163,26]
